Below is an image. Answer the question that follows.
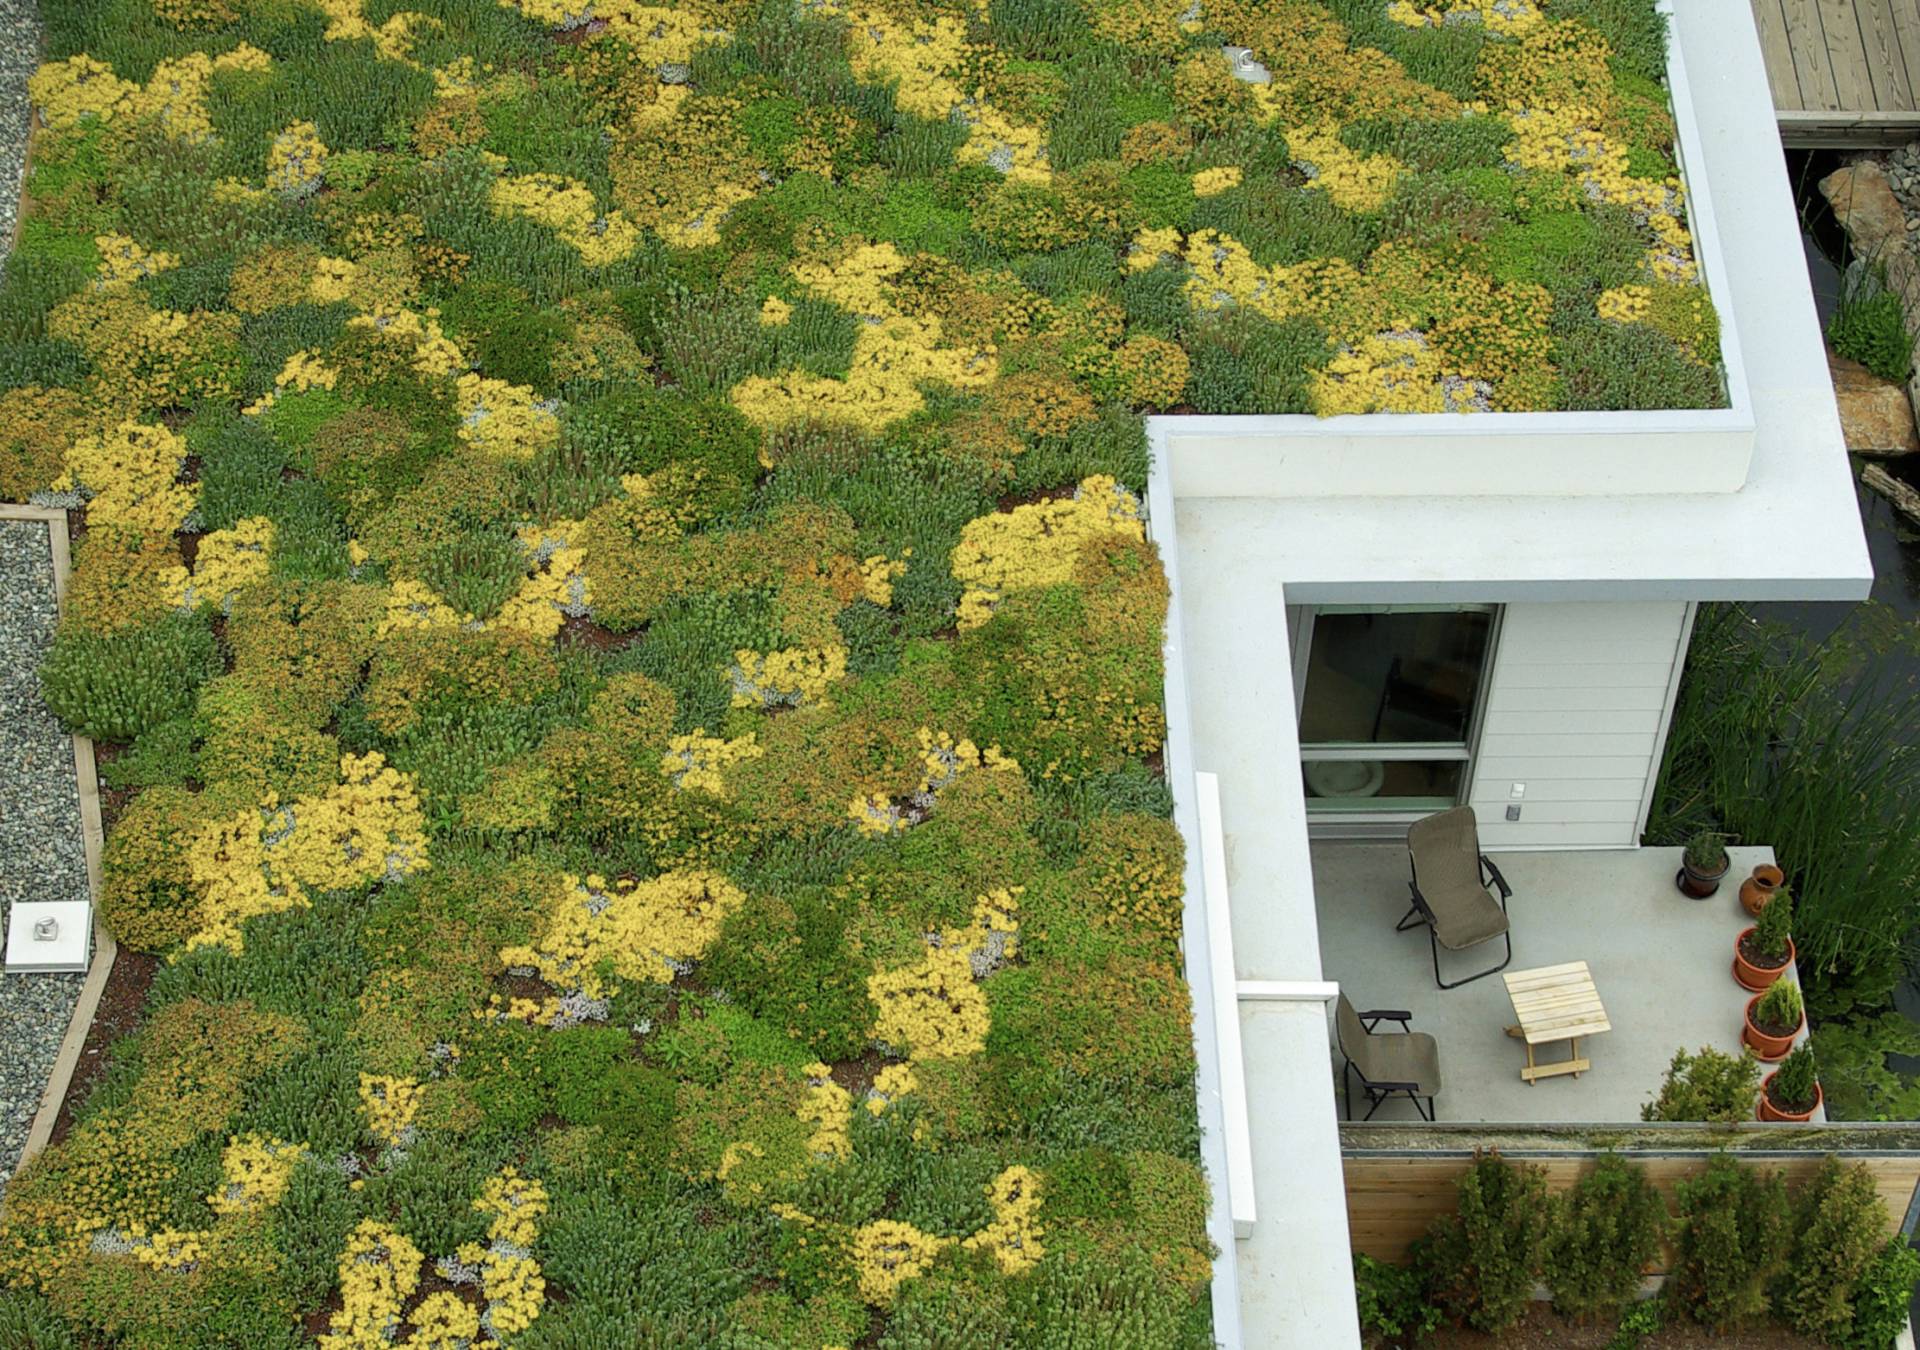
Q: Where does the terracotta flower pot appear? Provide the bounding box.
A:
[1743,993,1804,1063]
[1758,1072,1823,1123]
[1740,864,1785,917]
[1732,927,1795,993]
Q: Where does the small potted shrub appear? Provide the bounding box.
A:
[1744,979,1805,1062]
[1758,1043,1821,1122]
[1641,1045,1761,1124]
[1740,862,1785,916]
[1677,830,1730,899]
[1733,888,1794,992]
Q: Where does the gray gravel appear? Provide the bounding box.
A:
[0,519,88,1198]
[0,0,36,262]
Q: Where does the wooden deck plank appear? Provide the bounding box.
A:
[1782,0,1843,110]
[1889,0,1920,111]
[1853,0,1917,111]
[1817,0,1878,113]
[1752,0,1807,109]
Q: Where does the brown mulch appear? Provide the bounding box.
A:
[90,740,134,833]
[826,1048,891,1099]
[175,528,200,570]
[46,948,158,1148]
[558,613,641,653]
[1395,1306,1820,1348]
[1737,932,1790,975]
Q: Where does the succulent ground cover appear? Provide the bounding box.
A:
[0,0,1718,1343]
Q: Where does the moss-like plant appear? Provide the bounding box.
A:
[1682,829,1727,872]
[39,610,222,742]
[1641,1045,1760,1124]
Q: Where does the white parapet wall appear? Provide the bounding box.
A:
[1163,0,1755,501]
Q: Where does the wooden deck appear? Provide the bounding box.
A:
[1751,0,1920,146]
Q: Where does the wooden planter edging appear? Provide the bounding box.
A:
[0,504,117,1183]
[1340,1122,1920,1268]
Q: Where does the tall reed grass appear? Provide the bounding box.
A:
[1646,604,1920,1003]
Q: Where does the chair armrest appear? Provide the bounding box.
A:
[1359,1009,1413,1030]
[1481,855,1512,901]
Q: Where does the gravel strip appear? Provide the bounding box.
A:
[0,0,39,261]
[0,518,88,1198]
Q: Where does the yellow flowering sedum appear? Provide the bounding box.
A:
[378,577,466,636]
[729,645,848,709]
[161,516,274,613]
[92,234,178,290]
[266,120,329,197]
[359,1073,424,1148]
[865,1063,917,1115]
[961,1165,1045,1274]
[455,373,559,460]
[1309,332,1449,416]
[858,553,908,606]
[950,476,1146,630]
[1191,166,1243,197]
[496,870,747,1018]
[491,173,642,268]
[474,1166,548,1247]
[1598,284,1653,325]
[1388,0,1545,36]
[660,729,763,796]
[799,1063,854,1163]
[54,421,196,536]
[851,1219,951,1306]
[319,1220,424,1350]
[818,3,970,120]
[1288,124,1403,213]
[181,753,430,956]
[208,1134,307,1215]
[244,350,339,415]
[759,294,792,326]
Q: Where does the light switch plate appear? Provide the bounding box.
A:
[5,901,93,974]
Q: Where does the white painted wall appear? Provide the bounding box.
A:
[1469,603,1692,849]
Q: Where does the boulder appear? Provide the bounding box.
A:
[1821,162,1907,253]
[1828,351,1919,455]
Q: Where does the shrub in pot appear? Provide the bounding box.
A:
[1677,830,1730,898]
[1758,1042,1821,1122]
[1668,1155,1791,1331]
[1412,1150,1553,1333]
[1733,888,1794,993]
[1640,1044,1760,1124]
[1780,1157,1894,1341]
[1744,979,1804,1062]
[1544,1152,1668,1320]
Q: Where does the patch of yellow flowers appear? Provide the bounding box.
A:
[867,889,1021,1061]
[53,421,196,536]
[491,173,642,268]
[207,1134,307,1215]
[660,729,764,796]
[494,870,747,1018]
[162,516,274,613]
[949,475,1146,630]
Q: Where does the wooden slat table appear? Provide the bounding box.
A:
[1501,962,1612,1085]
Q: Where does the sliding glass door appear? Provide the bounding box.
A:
[1291,605,1497,820]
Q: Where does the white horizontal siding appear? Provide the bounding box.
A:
[1470,603,1690,850]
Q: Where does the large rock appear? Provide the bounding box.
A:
[1821,162,1907,252]
[1828,351,1919,455]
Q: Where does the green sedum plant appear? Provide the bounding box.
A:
[39,610,222,742]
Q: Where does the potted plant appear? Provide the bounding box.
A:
[1740,862,1785,917]
[1743,979,1804,1062]
[1733,889,1794,992]
[1758,1043,1821,1122]
[1677,830,1731,899]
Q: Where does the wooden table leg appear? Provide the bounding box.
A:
[1523,1040,1535,1084]
[1571,1037,1581,1079]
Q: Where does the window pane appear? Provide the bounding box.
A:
[1302,759,1467,811]
[1299,609,1492,745]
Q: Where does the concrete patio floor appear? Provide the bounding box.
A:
[1316,843,1803,1124]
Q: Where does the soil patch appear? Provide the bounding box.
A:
[558,613,641,653]
[47,948,158,1147]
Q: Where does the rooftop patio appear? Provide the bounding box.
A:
[1315,843,1803,1124]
